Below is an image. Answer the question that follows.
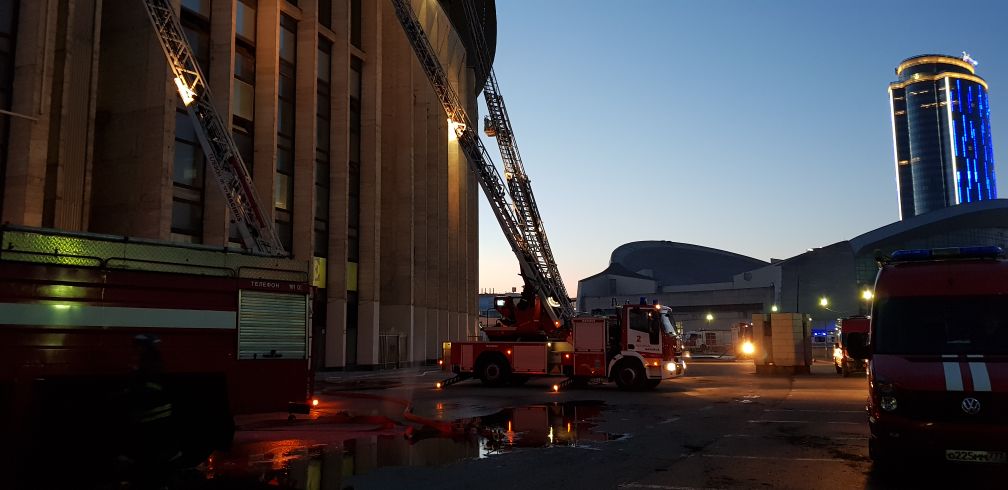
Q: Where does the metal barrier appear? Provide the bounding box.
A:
[379,334,407,369]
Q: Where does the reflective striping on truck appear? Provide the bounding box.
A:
[943,362,965,391]
[0,302,236,329]
[969,362,993,392]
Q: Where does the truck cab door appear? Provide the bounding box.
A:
[627,308,662,355]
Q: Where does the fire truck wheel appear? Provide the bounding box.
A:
[477,354,511,387]
[614,361,645,391]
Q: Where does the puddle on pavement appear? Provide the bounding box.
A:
[198,400,620,489]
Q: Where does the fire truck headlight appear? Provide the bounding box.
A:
[741,341,755,355]
[666,362,676,372]
[873,380,894,394]
[881,396,898,412]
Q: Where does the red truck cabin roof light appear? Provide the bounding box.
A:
[890,246,1003,262]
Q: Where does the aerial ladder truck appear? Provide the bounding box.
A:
[390,0,684,389]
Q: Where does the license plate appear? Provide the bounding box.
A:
[945,450,1007,463]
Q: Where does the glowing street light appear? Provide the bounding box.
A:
[770,304,779,312]
[861,289,874,301]
[705,313,714,322]
[819,297,829,308]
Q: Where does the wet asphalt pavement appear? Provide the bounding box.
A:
[27,360,1005,489]
[212,359,1005,489]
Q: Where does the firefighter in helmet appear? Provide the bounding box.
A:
[120,334,182,486]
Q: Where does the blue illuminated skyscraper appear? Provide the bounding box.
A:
[889,54,997,219]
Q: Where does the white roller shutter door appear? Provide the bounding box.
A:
[238,290,308,360]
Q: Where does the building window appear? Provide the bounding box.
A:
[350,0,362,49]
[171,2,211,244]
[182,0,210,18]
[275,14,296,253]
[0,0,17,220]
[172,113,205,243]
[315,39,332,258]
[233,44,255,123]
[235,0,256,44]
[231,0,256,245]
[318,0,332,30]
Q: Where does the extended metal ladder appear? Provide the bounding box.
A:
[140,0,284,257]
[390,0,574,325]
[460,1,575,322]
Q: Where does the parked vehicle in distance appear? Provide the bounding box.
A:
[848,247,1008,466]
[834,316,870,377]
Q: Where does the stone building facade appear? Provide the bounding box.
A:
[0,0,495,369]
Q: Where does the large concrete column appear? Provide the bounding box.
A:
[91,0,174,239]
[356,0,383,367]
[425,83,442,362]
[323,0,350,369]
[446,51,464,342]
[201,0,239,246]
[293,2,318,261]
[436,107,449,346]
[3,1,58,226]
[252,0,279,218]
[462,65,479,339]
[378,7,414,364]
[43,0,102,231]
[411,59,430,364]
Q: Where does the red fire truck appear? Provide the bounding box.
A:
[441,299,685,390]
[0,226,315,465]
[833,315,869,377]
[847,247,1008,466]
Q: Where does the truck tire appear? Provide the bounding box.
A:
[477,354,511,387]
[614,361,645,391]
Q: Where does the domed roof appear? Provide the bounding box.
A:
[610,241,768,286]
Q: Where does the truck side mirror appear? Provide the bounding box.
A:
[846,332,871,359]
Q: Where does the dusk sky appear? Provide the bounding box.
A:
[474,0,1008,294]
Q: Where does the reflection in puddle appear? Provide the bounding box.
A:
[202,401,617,489]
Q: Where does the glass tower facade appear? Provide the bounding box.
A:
[889,54,997,219]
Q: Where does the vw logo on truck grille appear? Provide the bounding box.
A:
[961,397,982,415]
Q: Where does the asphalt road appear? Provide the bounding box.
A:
[325,360,1004,490]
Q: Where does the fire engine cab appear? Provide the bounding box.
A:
[848,247,1008,465]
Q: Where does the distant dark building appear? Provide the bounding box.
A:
[889,54,997,219]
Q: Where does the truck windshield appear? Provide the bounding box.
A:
[661,312,676,335]
[874,295,1008,355]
